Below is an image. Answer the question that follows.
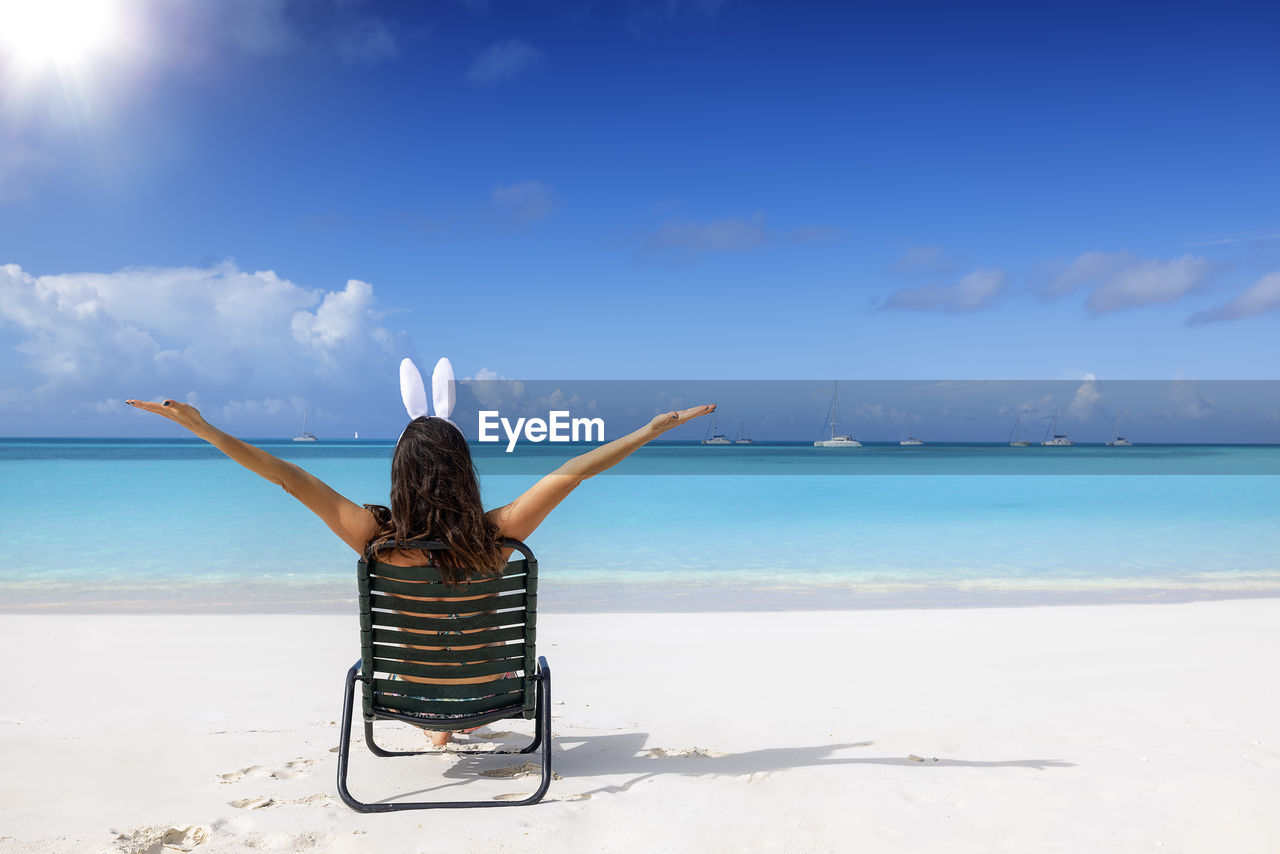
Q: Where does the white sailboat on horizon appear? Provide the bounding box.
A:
[1009,413,1031,447]
[701,410,732,445]
[899,415,924,446]
[814,381,862,447]
[1041,407,1073,446]
[293,407,317,442]
[1106,416,1133,447]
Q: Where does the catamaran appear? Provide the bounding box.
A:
[701,411,732,445]
[1008,413,1031,447]
[1106,416,1133,447]
[899,416,924,446]
[1041,408,1073,446]
[293,408,318,442]
[814,381,862,447]
[733,422,754,444]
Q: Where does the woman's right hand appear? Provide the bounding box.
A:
[125,398,208,434]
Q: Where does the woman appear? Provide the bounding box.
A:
[126,385,713,745]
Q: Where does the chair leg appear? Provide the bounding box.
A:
[336,659,373,813]
[335,657,554,811]
[524,657,554,802]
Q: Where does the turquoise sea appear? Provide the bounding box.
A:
[2,438,1279,611]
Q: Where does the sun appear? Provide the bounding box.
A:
[0,0,130,74]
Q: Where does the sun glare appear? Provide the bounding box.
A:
[0,0,129,74]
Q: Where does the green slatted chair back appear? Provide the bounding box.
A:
[357,538,538,730]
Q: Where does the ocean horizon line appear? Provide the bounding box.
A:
[4,436,1280,447]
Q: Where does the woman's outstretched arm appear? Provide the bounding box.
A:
[127,398,377,554]
[488,404,715,543]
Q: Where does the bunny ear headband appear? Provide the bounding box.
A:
[398,356,457,440]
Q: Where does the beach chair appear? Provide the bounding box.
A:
[337,537,552,811]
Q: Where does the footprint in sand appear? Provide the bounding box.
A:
[228,794,334,811]
[216,758,318,784]
[111,824,208,853]
[479,762,563,780]
[228,797,276,810]
[642,747,727,759]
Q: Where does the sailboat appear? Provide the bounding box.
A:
[293,407,317,442]
[899,416,924,446]
[814,381,862,447]
[1008,413,1031,447]
[354,430,359,440]
[1106,416,1133,447]
[733,421,754,444]
[1041,407,1073,446]
[701,411,732,445]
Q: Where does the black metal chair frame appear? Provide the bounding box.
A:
[337,537,552,811]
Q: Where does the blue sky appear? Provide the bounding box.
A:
[1,1,1278,437]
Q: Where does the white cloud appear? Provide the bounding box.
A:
[1042,251,1131,299]
[1169,379,1214,419]
[1043,252,1212,315]
[461,370,525,409]
[881,268,1006,313]
[0,261,403,422]
[291,278,375,350]
[1087,256,1210,314]
[491,180,555,224]
[1070,373,1101,419]
[1188,271,1280,325]
[467,38,544,85]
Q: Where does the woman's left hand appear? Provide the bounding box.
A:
[125,398,208,434]
[646,404,716,437]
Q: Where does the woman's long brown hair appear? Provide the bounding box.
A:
[364,417,505,584]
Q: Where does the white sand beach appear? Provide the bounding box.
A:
[2,601,1279,853]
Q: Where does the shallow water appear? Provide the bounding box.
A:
[2,439,1277,610]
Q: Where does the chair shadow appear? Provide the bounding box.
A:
[364,725,1076,803]
[546,732,1075,796]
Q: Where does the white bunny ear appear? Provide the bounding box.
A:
[431,357,455,421]
[400,358,430,420]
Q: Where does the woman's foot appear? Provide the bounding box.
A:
[428,725,484,747]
